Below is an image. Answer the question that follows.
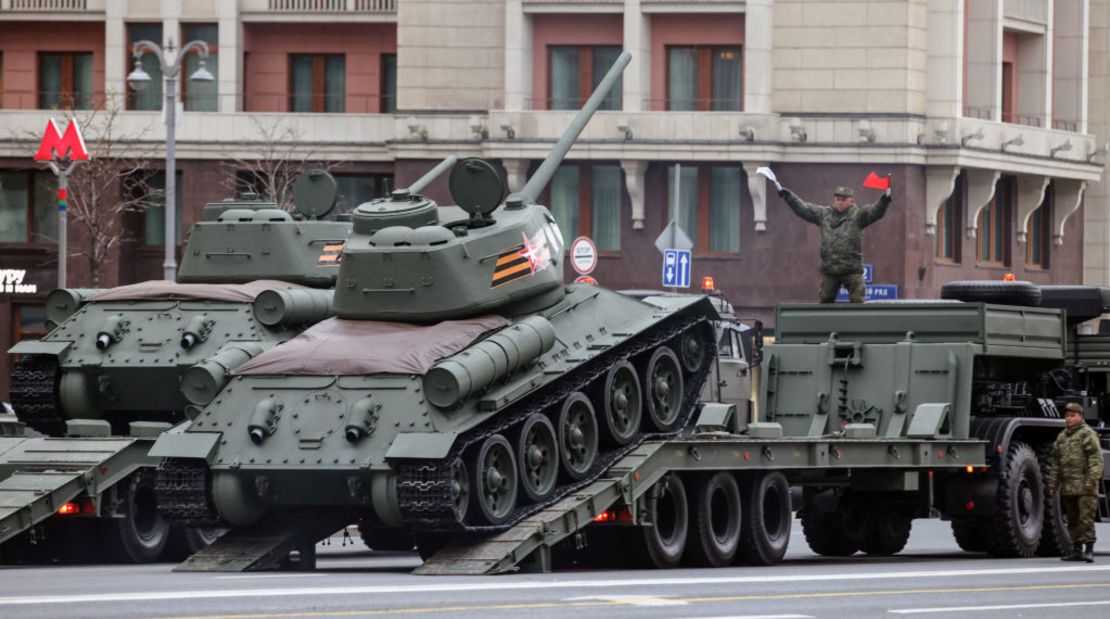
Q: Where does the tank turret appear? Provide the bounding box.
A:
[333,53,630,322]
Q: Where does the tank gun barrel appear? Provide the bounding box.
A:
[508,50,631,207]
[398,155,459,197]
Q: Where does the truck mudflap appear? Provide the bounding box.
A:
[0,437,156,545]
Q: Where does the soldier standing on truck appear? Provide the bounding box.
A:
[774,180,892,303]
[1048,402,1104,562]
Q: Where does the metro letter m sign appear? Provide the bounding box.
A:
[34,119,89,161]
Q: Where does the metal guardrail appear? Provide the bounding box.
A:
[267,0,395,12]
[3,0,89,9]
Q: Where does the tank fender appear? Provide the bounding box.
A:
[969,417,1064,464]
[149,425,221,461]
[7,340,71,356]
[385,431,460,460]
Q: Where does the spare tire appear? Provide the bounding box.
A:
[940,280,1041,306]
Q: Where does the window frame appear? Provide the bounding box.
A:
[134,170,185,247]
[380,53,396,113]
[541,162,624,254]
[1025,183,1052,269]
[37,51,94,110]
[180,23,219,112]
[976,178,1012,266]
[288,53,346,113]
[126,22,164,111]
[545,45,622,111]
[935,172,964,263]
[666,163,744,255]
[0,170,57,245]
[664,45,743,112]
[333,172,395,216]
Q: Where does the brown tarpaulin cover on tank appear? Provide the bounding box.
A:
[233,315,509,376]
[91,280,305,302]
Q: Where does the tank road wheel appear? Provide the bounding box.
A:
[642,347,685,432]
[950,517,990,552]
[678,328,708,374]
[104,470,171,563]
[557,393,599,481]
[600,361,642,446]
[514,413,559,503]
[450,457,471,524]
[626,473,688,569]
[686,472,742,567]
[470,435,518,525]
[987,441,1044,558]
[738,472,792,566]
[1036,443,1071,557]
[860,506,912,556]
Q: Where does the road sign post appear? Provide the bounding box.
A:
[34,119,90,289]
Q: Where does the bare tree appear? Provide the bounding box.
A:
[220,116,344,212]
[18,96,158,287]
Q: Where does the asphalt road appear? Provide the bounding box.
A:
[2,519,1109,619]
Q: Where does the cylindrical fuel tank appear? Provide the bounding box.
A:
[423,315,556,408]
[252,288,334,327]
[183,342,267,406]
[47,288,103,325]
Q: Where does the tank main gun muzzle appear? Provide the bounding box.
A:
[95,315,129,350]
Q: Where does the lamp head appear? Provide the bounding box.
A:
[126,59,152,92]
[189,59,215,83]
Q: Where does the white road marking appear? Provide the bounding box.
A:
[889,599,1110,614]
[566,594,688,606]
[670,615,814,619]
[216,574,327,580]
[1,565,1107,606]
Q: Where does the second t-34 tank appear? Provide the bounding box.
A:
[153,52,720,553]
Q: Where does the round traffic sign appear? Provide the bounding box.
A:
[574,275,598,286]
[570,236,597,275]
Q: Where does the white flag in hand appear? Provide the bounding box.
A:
[755,167,782,192]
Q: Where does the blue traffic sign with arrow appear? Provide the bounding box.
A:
[663,249,691,288]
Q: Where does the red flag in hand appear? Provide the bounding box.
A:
[863,172,890,190]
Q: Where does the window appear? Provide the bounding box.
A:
[139,171,185,246]
[14,305,48,343]
[381,54,396,113]
[667,164,743,253]
[977,179,1012,266]
[667,46,742,111]
[290,54,345,113]
[548,163,622,250]
[1,52,4,109]
[335,174,394,216]
[1026,184,1052,269]
[182,23,218,112]
[128,23,164,110]
[0,171,57,244]
[548,46,621,110]
[38,52,93,110]
[936,172,964,262]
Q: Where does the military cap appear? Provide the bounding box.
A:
[833,186,854,197]
[1064,402,1083,414]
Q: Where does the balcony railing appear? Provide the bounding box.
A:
[4,0,88,9]
[267,0,395,12]
[1004,0,1048,25]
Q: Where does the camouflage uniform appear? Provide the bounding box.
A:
[1047,419,1103,546]
[779,188,891,303]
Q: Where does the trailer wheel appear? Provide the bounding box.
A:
[1036,443,1071,557]
[599,361,642,446]
[686,472,742,567]
[860,506,912,555]
[801,508,863,556]
[163,526,226,560]
[939,280,1041,306]
[627,473,688,569]
[738,471,792,565]
[950,517,989,552]
[987,441,1043,558]
[105,470,171,563]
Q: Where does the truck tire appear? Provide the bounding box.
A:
[105,470,171,563]
[950,517,989,552]
[801,509,861,556]
[626,473,688,569]
[987,441,1044,558]
[686,472,742,567]
[737,471,791,566]
[1036,443,1071,557]
[860,506,912,555]
[939,280,1041,306]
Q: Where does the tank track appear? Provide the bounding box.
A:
[396,308,715,535]
[10,355,66,437]
[155,457,225,528]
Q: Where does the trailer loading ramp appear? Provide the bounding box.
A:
[0,436,156,545]
[415,434,987,576]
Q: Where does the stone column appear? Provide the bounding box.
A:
[503,0,531,110]
[104,0,126,105]
[743,0,773,113]
[966,0,1002,120]
[622,0,650,112]
[218,0,241,112]
[926,0,963,120]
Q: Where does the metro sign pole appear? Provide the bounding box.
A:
[34,119,90,288]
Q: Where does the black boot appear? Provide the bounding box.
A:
[1084,542,1095,563]
[1062,543,1084,561]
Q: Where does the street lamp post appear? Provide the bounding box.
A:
[126,37,214,281]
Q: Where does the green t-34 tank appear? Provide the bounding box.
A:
[153,52,721,556]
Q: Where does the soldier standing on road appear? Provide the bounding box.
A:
[1048,402,1104,562]
[774,181,892,303]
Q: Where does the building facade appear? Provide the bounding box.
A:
[0,0,1107,400]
